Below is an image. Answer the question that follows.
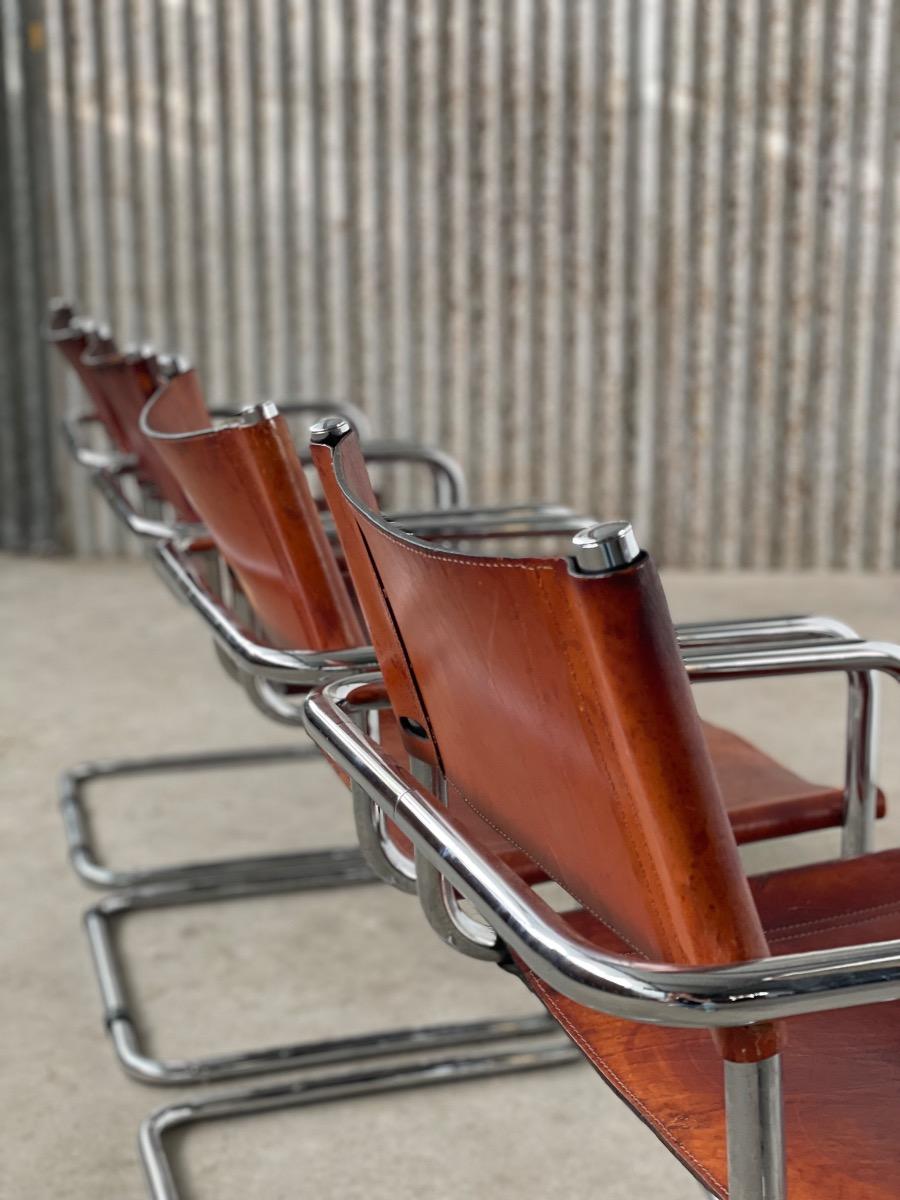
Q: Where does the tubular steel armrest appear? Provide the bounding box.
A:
[208,398,372,440]
[89,468,181,540]
[154,539,376,683]
[682,638,900,681]
[299,438,468,509]
[676,614,860,648]
[384,503,598,541]
[60,412,137,473]
[304,673,900,1031]
[684,635,885,857]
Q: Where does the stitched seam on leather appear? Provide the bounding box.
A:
[533,567,672,953]
[363,524,644,952]
[366,522,557,572]
[523,968,723,1194]
[446,779,645,955]
[766,897,900,939]
[356,521,445,772]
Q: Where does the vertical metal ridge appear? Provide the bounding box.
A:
[653,0,694,564]
[567,0,598,518]
[594,0,627,518]
[626,0,659,548]
[319,1,349,408]
[870,2,900,569]
[356,0,384,431]
[840,0,892,568]
[9,0,900,564]
[386,0,414,502]
[746,0,791,569]
[776,1,826,567]
[507,0,535,505]
[713,1,758,568]
[684,0,726,568]
[806,0,858,568]
[412,0,440,450]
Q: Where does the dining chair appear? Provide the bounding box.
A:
[76,364,599,1090]
[136,417,891,1197]
[292,420,900,1199]
[47,300,477,895]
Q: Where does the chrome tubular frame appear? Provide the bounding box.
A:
[300,651,900,1200]
[60,410,136,473]
[208,397,373,441]
[88,465,182,541]
[305,661,900,1031]
[410,758,504,961]
[725,1057,786,1200]
[300,437,469,509]
[86,879,564,1086]
[139,1042,580,1200]
[60,746,372,890]
[683,639,880,857]
[675,613,860,647]
[385,502,596,540]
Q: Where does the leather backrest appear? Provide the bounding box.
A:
[142,372,364,651]
[80,343,199,519]
[46,315,131,454]
[313,427,776,1058]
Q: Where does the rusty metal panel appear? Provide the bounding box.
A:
[5,0,900,565]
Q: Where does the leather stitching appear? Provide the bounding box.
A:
[366,522,557,572]
[766,897,900,940]
[445,779,645,956]
[522,967,724,1195]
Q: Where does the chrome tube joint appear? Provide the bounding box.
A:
[304,671,900,1033]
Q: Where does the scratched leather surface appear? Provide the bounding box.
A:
[518,849,900,1198]
[314,430,791,1061]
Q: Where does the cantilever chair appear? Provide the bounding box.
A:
[290,424,900,1199]
[137,420,890,1197]
[46,300,473,894]
[141,422,899,1197]
[116,387,877,1089]
[78,365,601,1090]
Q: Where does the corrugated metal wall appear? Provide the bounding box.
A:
[3,0,900,566]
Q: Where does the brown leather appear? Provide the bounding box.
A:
[48,326,132,454]
[81,350,199,519]
[312,429,778,1061]
[377,711,544,880]
[704,722,886,843]
[516,848,900,1199]
[143,373,364,651]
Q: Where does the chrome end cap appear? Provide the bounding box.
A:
[571,521,641,574]
[310,415,354,446]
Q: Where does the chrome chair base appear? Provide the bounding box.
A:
[61,743,372,889]
[140,1040,580,1199]
[86,877,561,1086]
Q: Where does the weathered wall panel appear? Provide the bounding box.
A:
[3,0,900,567]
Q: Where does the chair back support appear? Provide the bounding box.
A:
[45,304,131,453]
[80,334,198,519]
[313,423,776,1059]
[142,372,364,651]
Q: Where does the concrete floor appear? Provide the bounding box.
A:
[3,555,900,1199]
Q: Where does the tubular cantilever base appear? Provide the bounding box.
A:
[140,1041,580,1199]
[86,878,561,1086]
[61,743,372,889]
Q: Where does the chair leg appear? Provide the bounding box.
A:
[139,1042,580,1199]
[85,879,562,1085]
[60,744,374,889]
[724,1055,786,1200]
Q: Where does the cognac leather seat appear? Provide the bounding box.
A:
[703,722,885,843]
[517,848,900,1199]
